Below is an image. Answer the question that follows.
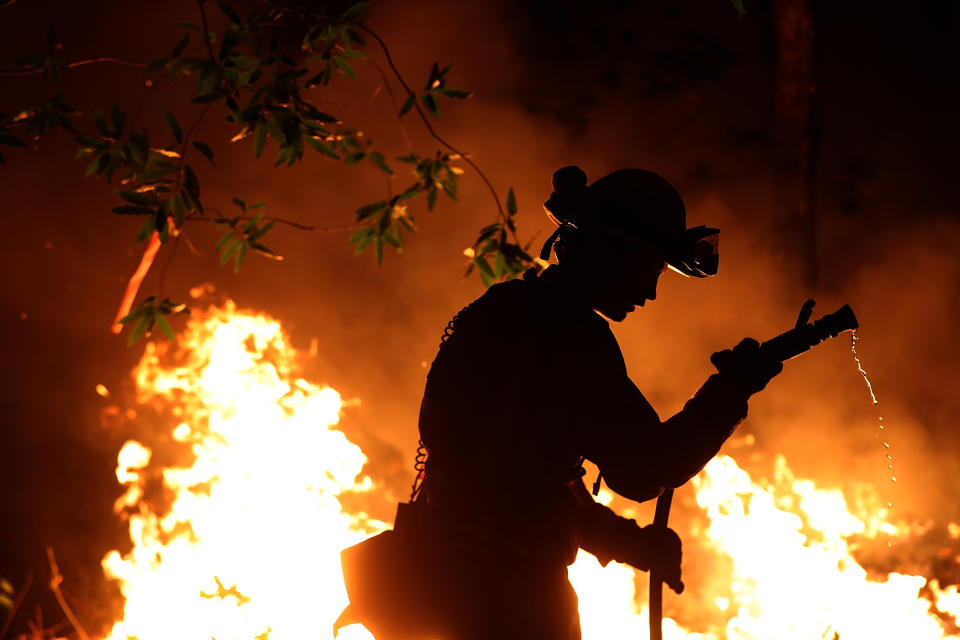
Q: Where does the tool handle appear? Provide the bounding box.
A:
[648,487,675,640]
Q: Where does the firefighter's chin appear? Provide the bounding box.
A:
[597,302,636,322]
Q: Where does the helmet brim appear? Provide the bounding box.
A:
[664,226,719,278]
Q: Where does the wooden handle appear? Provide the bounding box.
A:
[649,487,674,640]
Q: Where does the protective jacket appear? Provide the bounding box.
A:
[409,265,751,639]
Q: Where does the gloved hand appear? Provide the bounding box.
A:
[710,337,783,396]
[626,525,684,594]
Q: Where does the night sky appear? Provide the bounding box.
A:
[1,0,958,635]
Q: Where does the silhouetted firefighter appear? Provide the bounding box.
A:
[337,166,783,639]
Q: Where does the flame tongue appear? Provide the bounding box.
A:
[101,303,959,640]
[103,302,380,640]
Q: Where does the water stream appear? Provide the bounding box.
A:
[850,329,896,521]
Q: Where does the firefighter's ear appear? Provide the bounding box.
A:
[553,224,583,263]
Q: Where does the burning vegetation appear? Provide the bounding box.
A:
[76,303,960,640]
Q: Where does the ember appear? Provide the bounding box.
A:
[100,304,960,640]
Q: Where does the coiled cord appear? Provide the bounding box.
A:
[409,439,428,501]
[410,302,478,502]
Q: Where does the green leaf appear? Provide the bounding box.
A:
[0,134,27,147]
[306,136,339,158]
[368,151,393,174]
[355,201,387,221]
[219,238,242,265]
[231,196,247,212]
[729,0,746,16]
[340,1,370,20]
[111,102,126,133]
[94,110,110,137]
[421,93,439,119]
[474,256,494,287]
[265,116,284,144]
[154,312,175,340]
[332,57,357,80]
[427,186,438,211]
[216,230,236,251]
[233,241,247,272]
[494,250,506,278]
[191,140,215,165]
[183,165,201,204]
[128,314,154,345]
[172,33,190,58]
[506,188,517,215]
[217,0,242,24]
[399,94,415,116]
[337,49,366,59]
[135,217,155,243]
[434,88,472,99]
[344,151,365,165]
[162,108,183,144]
[349,227,375,254]
[145,57,168,72]
[253,119,266,157]
[116,190,159,206]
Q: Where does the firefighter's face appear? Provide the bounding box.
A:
[592,244,667,322]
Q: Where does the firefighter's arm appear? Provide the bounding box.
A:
[575,338,780,502]
[569,479,683,593]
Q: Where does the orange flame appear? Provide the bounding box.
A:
[100,303,960,640]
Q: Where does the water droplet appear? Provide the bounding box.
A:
[852,330,896,512]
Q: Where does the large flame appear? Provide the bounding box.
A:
[100,303,959,640]
[102,302,381,640]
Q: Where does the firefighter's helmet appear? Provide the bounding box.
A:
[542,166,719,278]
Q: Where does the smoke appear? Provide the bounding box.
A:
[1,0,958,630]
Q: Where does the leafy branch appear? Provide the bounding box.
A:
[0,0,536,343]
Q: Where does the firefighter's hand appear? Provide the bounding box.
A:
[635,525,684,594]
[710,337,783,396]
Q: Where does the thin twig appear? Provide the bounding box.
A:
[197,0,217,62]
[258,1,517,242]
[188,212,365,233]
[111,233,161,334]
[0,572,32,640]
[351,22,519,244]
[363,58,413,151]
[45,548,89,640]
[0,57,145,76]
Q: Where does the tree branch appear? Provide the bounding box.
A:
[257,1,519,242]
[351,22,520,244]
[0,57,145,76]
[111,102,212,333]
[46,547,90,640]
[197,0,217,62]
[189,211,366,233]
[0,571,32,640]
